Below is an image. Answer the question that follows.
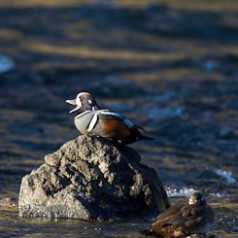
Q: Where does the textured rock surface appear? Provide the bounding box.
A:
[18,135,169,220]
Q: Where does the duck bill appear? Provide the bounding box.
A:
[66,99,76,105]
[66,99,80,113]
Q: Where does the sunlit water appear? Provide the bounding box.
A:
[1,0,238,237]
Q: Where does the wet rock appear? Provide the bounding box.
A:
[18,135,169,220]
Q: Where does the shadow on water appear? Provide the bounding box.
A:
[0,0,238,237]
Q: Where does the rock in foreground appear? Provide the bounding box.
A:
[19,135,169,220]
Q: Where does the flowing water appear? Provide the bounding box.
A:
[0,1,238,237]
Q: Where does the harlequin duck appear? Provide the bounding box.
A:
[66,92,154,144]
[66,92,100,113]
[149,192,214,238]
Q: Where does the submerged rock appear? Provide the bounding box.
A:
[18,135,169,220]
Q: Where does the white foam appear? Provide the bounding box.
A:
[167,185,226,198]
[209,192,223,197]
[166,186,197,197]
[212,168,236,184]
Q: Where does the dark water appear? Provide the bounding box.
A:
[0,0,238,237]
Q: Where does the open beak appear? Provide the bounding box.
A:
[66,99,81,113]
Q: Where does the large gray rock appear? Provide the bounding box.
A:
[19,135,169,220]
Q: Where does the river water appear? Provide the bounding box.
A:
[0,1,238,237]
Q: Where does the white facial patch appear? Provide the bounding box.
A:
[75,92,92,107]
[76,96,82,107]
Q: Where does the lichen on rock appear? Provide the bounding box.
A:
[18,135,169,220]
